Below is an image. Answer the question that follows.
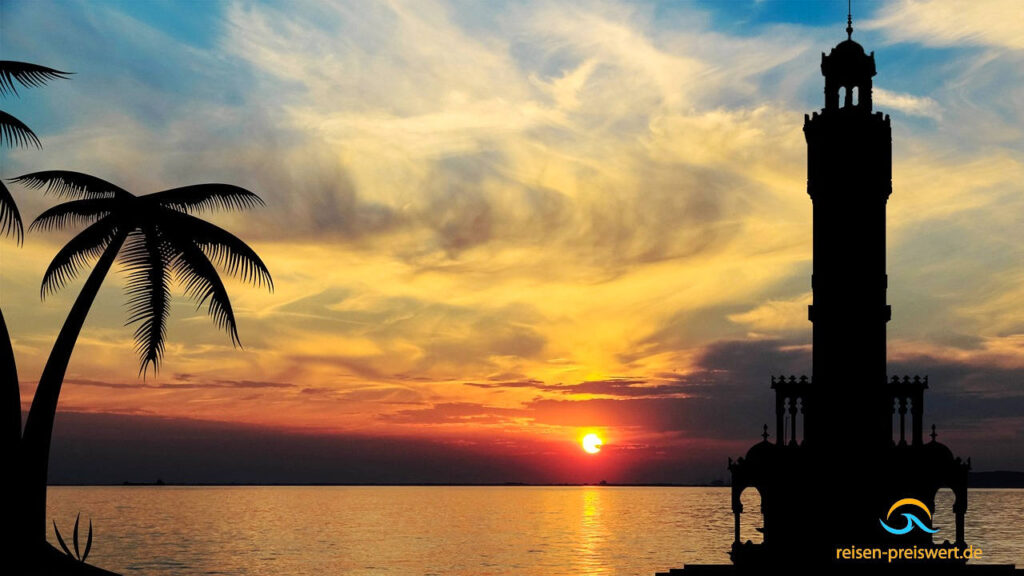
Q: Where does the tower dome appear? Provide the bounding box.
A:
[820,19,876,111]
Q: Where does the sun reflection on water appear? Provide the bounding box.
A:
[44,486,1024,575]
[575,487,611,574]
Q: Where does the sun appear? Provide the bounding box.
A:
[582,433,603,454]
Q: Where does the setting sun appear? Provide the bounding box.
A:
[582,433,603,454]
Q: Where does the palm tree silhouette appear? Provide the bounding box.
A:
[0,61,70,521]
[1,60,72,243]
[11,170,272,541]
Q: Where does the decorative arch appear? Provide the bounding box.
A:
[733,486,765,545]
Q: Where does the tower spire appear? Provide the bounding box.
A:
[846,0,853,40]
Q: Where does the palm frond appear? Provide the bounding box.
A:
[148,183,264,214]
[161,209,272,290]
[165,233,241,347]
[0,180,24,244]
[0,110,41,148]
[40,215,121,298]
[29,197,115,232]
[53,521,72,557]
[0,61,71,97]
[72,513,81,559]
[120,228,171,376]
[10,170,131,200]
[83,519,93,562]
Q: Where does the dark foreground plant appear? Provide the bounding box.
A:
[53,513,92,563]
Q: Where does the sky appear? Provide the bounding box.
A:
[1,0,1023,484]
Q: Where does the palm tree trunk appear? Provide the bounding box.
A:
[0,307,22,552]
[21,230,127,542]
[1,307,20,454]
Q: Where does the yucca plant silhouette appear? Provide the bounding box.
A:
[12,170,272,540]
[53,513,93,563]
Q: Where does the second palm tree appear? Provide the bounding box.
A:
[12,170,273,545]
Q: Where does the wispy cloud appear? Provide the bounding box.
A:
[869,0,1024,50]
[874,87,942,119]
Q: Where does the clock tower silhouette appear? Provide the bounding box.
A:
[659,14,1021,576]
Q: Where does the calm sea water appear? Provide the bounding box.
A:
[47,486,1024,576]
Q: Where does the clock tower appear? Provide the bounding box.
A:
[804,18,892,457]
[659,13,1024,576]
[720,16,976,572]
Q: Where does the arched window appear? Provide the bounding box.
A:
[933,488,956,544]
[739,488,765,544]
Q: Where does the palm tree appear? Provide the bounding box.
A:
[10,170,272,541]
[1,61,72,243]
[0,61,70,507]
[1,60,71,152]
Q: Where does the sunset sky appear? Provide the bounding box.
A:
[1,0,1023,484]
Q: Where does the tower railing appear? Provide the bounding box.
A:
[889,375,928,446]
[770,375,810,446]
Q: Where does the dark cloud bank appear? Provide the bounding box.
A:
[45,340,1024,485]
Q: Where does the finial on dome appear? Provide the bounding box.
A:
[846,0,853,40]
[762,424,769,441]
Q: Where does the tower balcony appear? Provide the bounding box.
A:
[890,375,928,446]
[771,375,811,447]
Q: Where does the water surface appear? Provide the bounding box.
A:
[47,486,1024,575]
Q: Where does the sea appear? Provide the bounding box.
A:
[47,486,1024,575]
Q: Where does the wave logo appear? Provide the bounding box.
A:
[880,498,939,535]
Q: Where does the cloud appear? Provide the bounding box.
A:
[202,0,820,273]
[2,0,1023,478]
[64,378,294,390]
[727,292,813,334]
[380,402,523,425]
[438,339,808,437]
[466,377,694,398]
[271,291,550,379]
[47,411,569,484]
[869,0,1024,50]
[339,386,424,404]
[873,87,942,119]
[3,0,823,407]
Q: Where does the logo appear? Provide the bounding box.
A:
[879,498,939,535]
